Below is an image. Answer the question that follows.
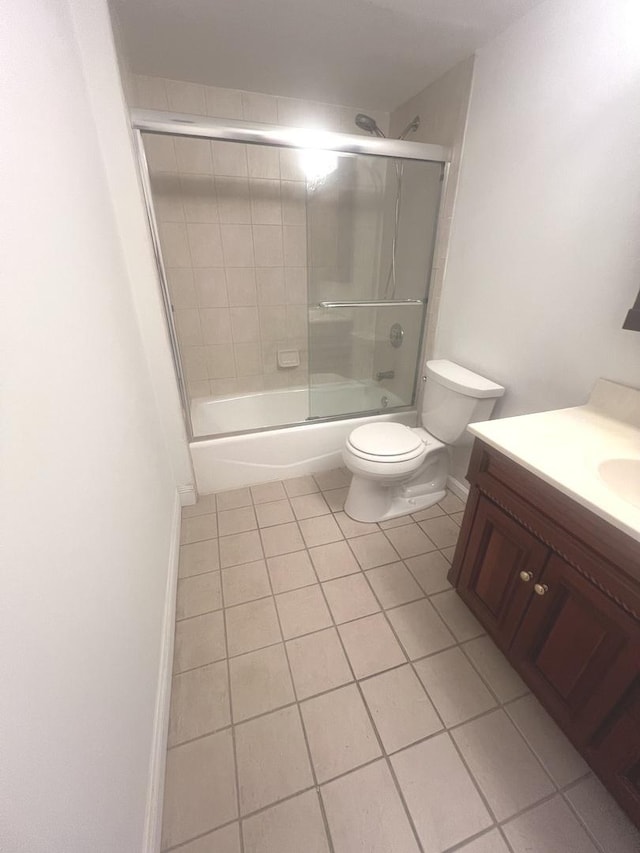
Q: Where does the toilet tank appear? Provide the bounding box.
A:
[421,360,505,444]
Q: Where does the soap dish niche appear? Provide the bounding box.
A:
[277,349,300,369]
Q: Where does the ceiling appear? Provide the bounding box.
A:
[112,0,544,111]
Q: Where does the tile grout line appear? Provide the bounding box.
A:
[218,558,245,853]
[178,484,616,852]
[259,545,337,853]
[305,550,427,853]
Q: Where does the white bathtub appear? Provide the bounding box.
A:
[189,379,415,493]
[190,377,405,436]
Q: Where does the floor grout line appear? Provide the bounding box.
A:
[171,480,633,852]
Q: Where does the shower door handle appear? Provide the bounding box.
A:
[318,299,425,308]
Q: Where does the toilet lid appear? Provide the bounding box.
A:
[348,423,423,458]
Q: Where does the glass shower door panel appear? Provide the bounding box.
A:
[307,154,443,419]
[308,303,425,417]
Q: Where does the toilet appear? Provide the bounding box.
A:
[342,360,505,522]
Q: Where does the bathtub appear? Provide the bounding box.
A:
[189,378,416,493]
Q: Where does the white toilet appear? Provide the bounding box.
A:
[342,360,505,522]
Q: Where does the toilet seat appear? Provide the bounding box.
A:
[347,423,426,463]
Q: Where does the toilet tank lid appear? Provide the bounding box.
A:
[425,360,505,399]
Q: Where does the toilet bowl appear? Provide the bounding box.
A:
[343,360,505,522]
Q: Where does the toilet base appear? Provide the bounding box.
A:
[344,475,447,522]
[344,449,449,523]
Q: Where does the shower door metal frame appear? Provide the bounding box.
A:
[131,109,449,441]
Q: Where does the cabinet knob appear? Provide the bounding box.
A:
[534,583,549,596]
[519,571,533,582]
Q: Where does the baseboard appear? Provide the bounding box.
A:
[447,474,470,501]
[142,490,181,853]
[178,483,197,507]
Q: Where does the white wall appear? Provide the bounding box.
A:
[0,1,180,850]
[436,0,640,464]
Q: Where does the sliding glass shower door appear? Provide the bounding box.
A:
[307,154,444,419]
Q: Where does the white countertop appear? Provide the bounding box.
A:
[468,380,640,543]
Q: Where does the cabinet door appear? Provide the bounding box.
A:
[511,552,640,744]
[590,681,640,826]
[457,496,549,648]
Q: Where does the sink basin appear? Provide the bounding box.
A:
[598,458,640,508]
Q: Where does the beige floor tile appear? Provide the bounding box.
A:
[430,589,485,641]
[168,661,230,747]
[450,511,465,526]
[405,551,452,595]
[366,562,424,608]
[379,515,414,529]
[506,694,588,787]
[322,760,420,853]
[440,545,456,563]
[309,540,360,581]
[176,571,222,620]
[338,612,406,678]
[235,705,313,813]
[503,796,599,853]
[334,511,379,538]
[452,709,555,821]
[348,531,400,570]
[290,492,330,519]
[174,610,226,673]
[216,486,252,511]
[322,573,380,623]
[267,550,316,593]
[419,515,460,549]
[414,647,496,727]
[314,467,351,490]
[221,560,270,606]
[301,683,381,782]
[287,627,353,699]
[392,733,492,852]
[161,729,237,849]
[438,491,466,514]
[455,829,510,853]
[230,643,294,721]
[411,504,446,522]
[283,474,320,497]
[299,514,344,547]
[361,665,442,753]
[251,480,287,504]
[384,523,437,559]
[276,585,332,639]
[386,599,455,660]
[504,796,600,853]
[225,597,281,656]
[219,530,264,568]
[255,499,294,528]
[173,822,241,852]
[181,512,218,544]
[242,790,330,853]
[260,521,305,557]
[217,506,257,536]
[182,493,217,519]
[179,539,220,578]
[463,635,528,703]
[565,775,640,853]
[323,486,348,512]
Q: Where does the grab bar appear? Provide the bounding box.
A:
[318,299,425,308]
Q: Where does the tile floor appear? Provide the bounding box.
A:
[163,470,640,853]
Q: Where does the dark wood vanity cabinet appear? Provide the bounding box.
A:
[449,440,640,827]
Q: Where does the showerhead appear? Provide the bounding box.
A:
[355,113,386,138]
[398,115,420,140]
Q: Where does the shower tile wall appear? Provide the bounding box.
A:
[129,75,389,403]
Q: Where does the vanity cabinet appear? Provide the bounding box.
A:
[449,440,640,827]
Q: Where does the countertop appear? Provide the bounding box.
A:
[467,379,640,543]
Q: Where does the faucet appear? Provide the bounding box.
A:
[376,370,395,381]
